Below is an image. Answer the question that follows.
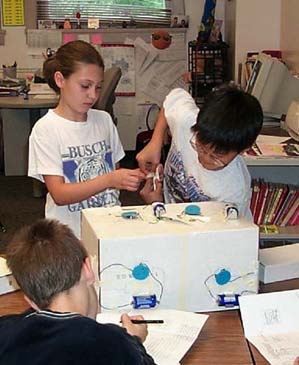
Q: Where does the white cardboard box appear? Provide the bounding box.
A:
[81,202,259,312]
[0,257,19,295]
[259,243,299,283]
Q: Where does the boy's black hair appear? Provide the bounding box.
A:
[191,85,263,154]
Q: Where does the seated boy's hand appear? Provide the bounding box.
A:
[121,313,148,343]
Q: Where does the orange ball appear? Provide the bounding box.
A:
[151,30,172,50]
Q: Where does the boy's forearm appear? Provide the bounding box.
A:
[150,107,168,147]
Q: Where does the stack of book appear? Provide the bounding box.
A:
[250,179,299,227]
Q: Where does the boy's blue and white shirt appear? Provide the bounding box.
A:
[163,88,252,219]
[28,109,125,238]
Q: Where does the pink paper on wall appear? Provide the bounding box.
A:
[63,33,76,44]
[90,34,103,45]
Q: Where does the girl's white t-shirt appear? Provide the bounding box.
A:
[28,109,125,237]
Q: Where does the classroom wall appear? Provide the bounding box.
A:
[0,1,226,150]
[226,0,281,81]
[0,0,225,69]
[281,0,299,74]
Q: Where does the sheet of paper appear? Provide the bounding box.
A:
[27,30,61,48]
[239,290,299,365]
[256,134,291,144]
[96,308,208,365]
[248,333,299,365]
[0,257,11,277]
[29,84,56,95]
[134,37,158,75]
[33,95,58,100]
[100,44,135,95]
[245,134,299,158]
[77,34,90,43]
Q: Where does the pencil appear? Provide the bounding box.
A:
[120,319,164,324]
[132,319,164,324]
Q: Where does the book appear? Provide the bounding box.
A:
[250,179,259,217]
[272,184,291,225]
[269,184,289,225]
[257,182,270,225]
[289,207,299,226]
[280,192,299,227]
[287,204,299,226]
[96,309,208,365]
[276,187,299,226]
[266,183,284,225]
[254,179,267,224]
[262,182,277,225]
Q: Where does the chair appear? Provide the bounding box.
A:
[93,66,122,125]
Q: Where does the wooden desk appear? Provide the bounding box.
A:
[0,291,258,365]
[0,94,58,176]
[2,280,299,364]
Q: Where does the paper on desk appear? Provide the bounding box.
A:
[0,257,11,277]
[96,308,208,365]
[245,134,299,157]
[239,290,299,365]
[33,95,58,100]
[29,83,56,95]
[256,134,290,144]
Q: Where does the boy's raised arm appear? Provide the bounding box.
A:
[136,107,168,174]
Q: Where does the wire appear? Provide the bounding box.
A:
[204,270,256,300]
[99,262,132,275]
[99,262,164,309]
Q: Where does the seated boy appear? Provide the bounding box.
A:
[137,85,263,218]
[0,219,156,365]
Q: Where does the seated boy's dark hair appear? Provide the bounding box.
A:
[6,219,88,309]
[192,84,263,154]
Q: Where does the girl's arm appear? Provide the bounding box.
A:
[44,168,145,205]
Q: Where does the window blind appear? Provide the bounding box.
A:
[37,1,171,27]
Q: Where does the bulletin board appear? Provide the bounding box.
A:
[2,0,24,26]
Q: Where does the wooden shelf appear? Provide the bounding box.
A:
[260,225,299,241]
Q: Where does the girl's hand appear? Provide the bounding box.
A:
[110,168,145,191]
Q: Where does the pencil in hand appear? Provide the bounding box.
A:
[120,319,164,324]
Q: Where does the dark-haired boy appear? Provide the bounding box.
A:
[0,219,156,365]
[137,86,263,218]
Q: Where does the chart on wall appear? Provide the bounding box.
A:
[1,0,24,26]
[100,44,135,96]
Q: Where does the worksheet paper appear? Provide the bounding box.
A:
[239,290,299,365]
[0,257,10,276]
[96,308,208,365]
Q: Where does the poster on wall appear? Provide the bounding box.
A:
[2,0,24,26]
[100,44,135,96]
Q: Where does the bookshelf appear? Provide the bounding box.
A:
[244,125,299,244]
